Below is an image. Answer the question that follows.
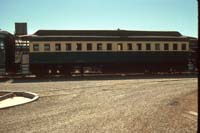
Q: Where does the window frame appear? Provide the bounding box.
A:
[87,43,92,51]
[66,43,71,51]
[173,43,178,51]
[164,43,169,51]
[33,44,39,51]
[137,43,142,50]
[155,43,160,51]
[146,43,151,51]
[106,43,112,51]
[55,43,61,51]
[44,43,50,51]
[127,43,132,50]
[97,43,103,51]
[181,43,186,50]
[76,43,82,51]
[117,43,123,51]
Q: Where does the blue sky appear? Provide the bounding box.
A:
[0,0,198,37]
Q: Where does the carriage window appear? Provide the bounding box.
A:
[137,43,142,50]
[107,43,112,50]
[87,43,92,51]
[146,43,151,50]
[164,43,169,50]
[155,43,160,50]
[55,43,61,51]
[181,43,186,50]
[97,43,103,51]
[117,43,123,51]
[127,43,132,50]
[173,43,178,50]
[44,43,50,51]
[33,44,39,51]
[66,43,71,51]
[76,43,82,51]
[0,40,4,50]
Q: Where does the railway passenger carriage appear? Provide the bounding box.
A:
[0,31,16,74]
[25,30,196,76]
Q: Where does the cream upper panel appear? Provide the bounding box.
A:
[29,41,189,52]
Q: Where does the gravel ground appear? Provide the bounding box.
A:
[0,76,197,133]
